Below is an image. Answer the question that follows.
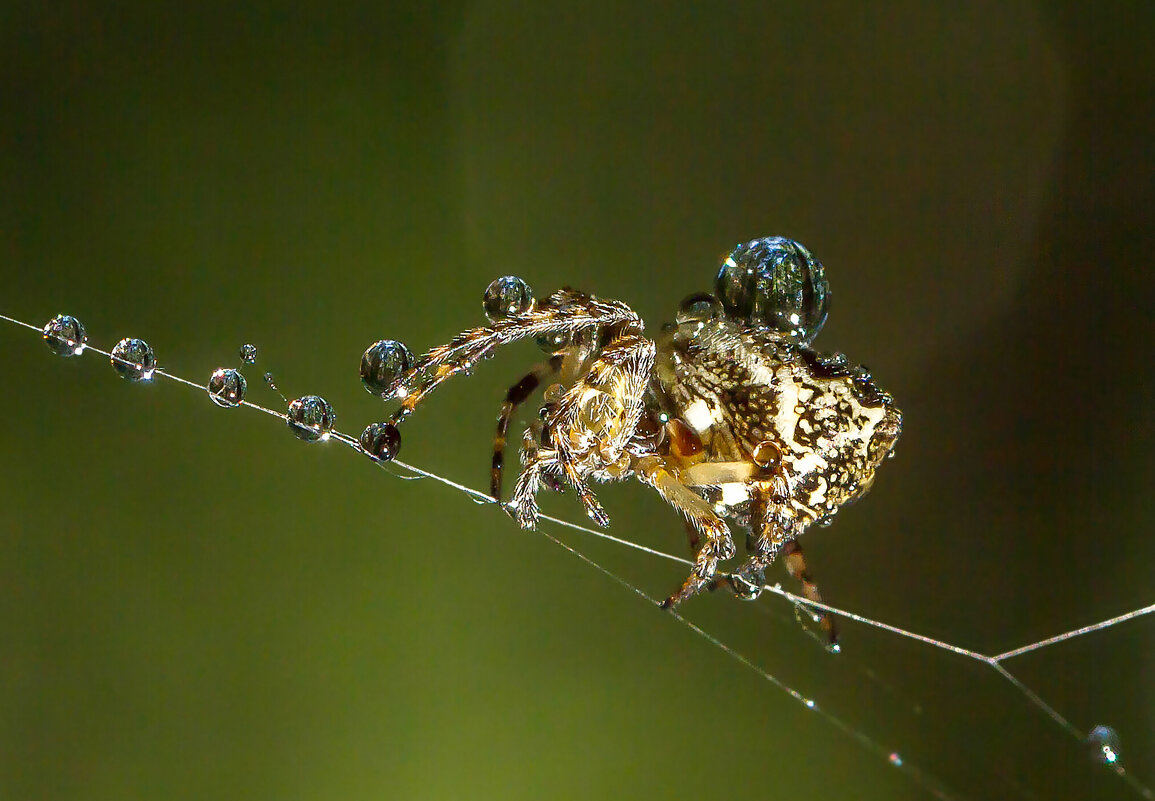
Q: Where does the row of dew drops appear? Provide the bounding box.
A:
[38,290,1129,777]
[36,277,535,459]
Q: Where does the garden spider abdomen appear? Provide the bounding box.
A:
[359,238,902,644]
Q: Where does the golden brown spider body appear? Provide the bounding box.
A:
[362,238,902,638]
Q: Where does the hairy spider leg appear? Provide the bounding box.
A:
[509,444,554,529]
[491,355,563,503]
[632,454,735,609]
[388,294,642,427]
[507,330,654,530]
[782,540,839,647]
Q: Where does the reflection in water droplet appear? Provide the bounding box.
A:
[207,368,247,408]
[239,343,258,364]
[42,314,87,356]
[483,276,535,322]
[1087,725,1121,765]
[675,292,724,325]
[715,237,830,344]
[286,395,335,442]
[360,339,413,398]
[110,338,157,381]
[359,422,401,462]
[726,569,764,601]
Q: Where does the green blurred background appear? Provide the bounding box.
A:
[2,2,1153,799]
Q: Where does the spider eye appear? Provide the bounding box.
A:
[483,276,535,322]
[714,237,830,344]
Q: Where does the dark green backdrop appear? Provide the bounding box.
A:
[2,3,1153,800]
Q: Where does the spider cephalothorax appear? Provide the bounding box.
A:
[357,237,902,644]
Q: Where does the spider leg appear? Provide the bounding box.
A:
[558,458,610,527]
[509,424,572,528]
[708,482,790,598]
[782,540,839,648]
[391,294,642,424]
[531,331,654,528]
[632,455,735,609]
[509,446,550,529]
[492,355,563,503]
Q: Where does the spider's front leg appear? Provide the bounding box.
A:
[510,329,656,530]
[388,292,642,427]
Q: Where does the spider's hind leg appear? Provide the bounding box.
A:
[782,540,840,649]
[723,502,840,648]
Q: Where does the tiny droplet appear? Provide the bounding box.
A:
[264,372,288,403]
[42,314,87,356]
[207,368,247,408]
[359,422,401,462]
[286,395,335,442]
[1087,725,1121,765]
[360,339,413,398]
[483,276,535,322]
[675,292,724,325]
[888,752,903,767]
[239,343,258,364]
[110,338,157,381]
[751,440,781,469]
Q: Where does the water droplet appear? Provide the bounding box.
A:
[239,343,258,364]
[483,276,535,322]
[286,395,335,442]
[360,339,413,398]
[207,368,247,408]
[1087,725,1121,765]
[675,292,724,325]
[262,372,292,405]
[820,351,849,370]
[535,330,572,354]
[715,237,830,344]
[359,422,401,462]
[110,338,157,381]
[726,568,765,601]
[888,752,903,767]
[803,698,815,709]
[751,440,781,469]
[42,314,87,356]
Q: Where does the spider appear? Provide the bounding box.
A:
[357,237,902,644]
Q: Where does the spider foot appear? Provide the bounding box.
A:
[660,568,713,609]
[582,496,610,528]
[660,523,735,609]
[508,497,540,530]
[660,549,727,609]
